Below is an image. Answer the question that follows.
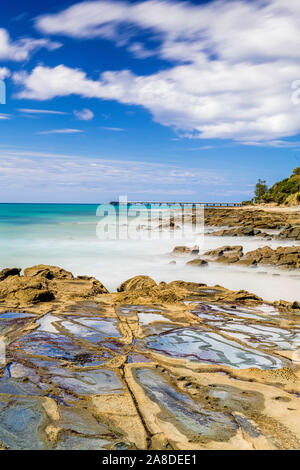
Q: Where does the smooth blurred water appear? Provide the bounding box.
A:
[0,204,299,301]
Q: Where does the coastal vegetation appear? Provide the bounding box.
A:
[254,167,300,205]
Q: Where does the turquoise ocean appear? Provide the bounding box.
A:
[0,204,298,301]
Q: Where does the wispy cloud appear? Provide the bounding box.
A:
[186,146,215,151]
[102,127,124,132]
[242,140,300,149]
[18,108,68,115]
[0,147,226,188]
[0,28,61,61]
[0,114,11,120]
[37,128,84,135]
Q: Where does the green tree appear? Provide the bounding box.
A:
[254,179,268,201]
[292,167,300,176]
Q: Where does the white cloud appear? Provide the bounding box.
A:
[0,147,227,201]
[18,108,67,115]
[14,61,300,142]
[242,140,300,149]
[127,43,154,59]
[36,0,300,63]
[186,146,215,151]
[37,128,84,135]
[0,114,11,120]
[74,108,94,120]
[0,28,61,62]
[25,0,300,142]
[0,67,10,79]
[102,127,124,131]
[36,1,129,39]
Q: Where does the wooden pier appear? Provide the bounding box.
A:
[110,201,242,207]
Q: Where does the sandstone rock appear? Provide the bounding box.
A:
[209,227,263,237]
[203,207,300,233]
[0,275,54,304]
[203,244,300,269]
[204,245,244,263]
[274,299,300,313]
[171,246,191,255]
[117,276,157,293]
[167,280,263,304]
[116,282,183,305]
[167,280,207,290]
[205,245,243,258]
[233,290,262,301]
[0,265,108,306]
[238,246,300,269]
[216,253,242,264]
[186,259,208,267]
[237,246,274,266]
[279,225,300,240]
[171,245,199,256]
[51,277,108,300]
[24,264,74,280]
[0,268,21,281]
[190,245,200,256]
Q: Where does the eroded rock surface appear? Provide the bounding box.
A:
[0,267,299,450]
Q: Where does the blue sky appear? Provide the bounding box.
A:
[1,0,300,203]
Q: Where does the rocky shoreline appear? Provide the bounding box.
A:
[0,207,299,450]
[171,244,300,271]
[188,207,300,240]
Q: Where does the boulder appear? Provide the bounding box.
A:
[0,265,108,306]
[202,244,300,269]
[0,268,21,281]
[186,259,208,267]
[24,264,74,280]
[216,253,242,264]
[190,245,200,256]
[279,225,300,240]
[204,245,243,263]
[237,246,274,266]
[51,276,108,300]
[171,245,199,256]
[116,279,184,305]
[117,275,157,292]
[233,290,263,301]
[0,276,54,304]
[238,246,300,269]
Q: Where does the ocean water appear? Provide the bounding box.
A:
[0,204,299,302]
